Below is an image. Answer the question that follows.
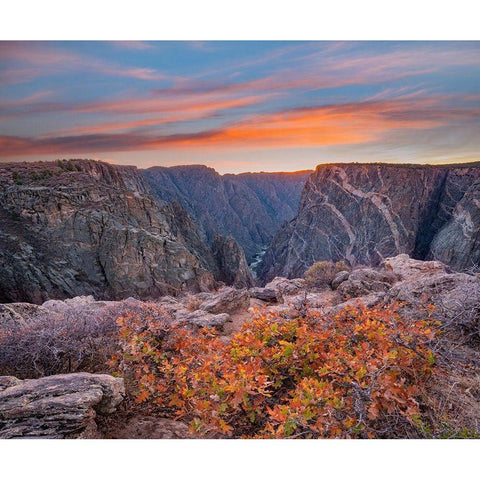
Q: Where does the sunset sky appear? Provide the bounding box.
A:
[1,41,479,173]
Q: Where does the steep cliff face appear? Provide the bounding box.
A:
[211,236,254,288]
[259,162,480,281]
[0,160,222,303]
[142,166,312,262]
[428,176,480,268]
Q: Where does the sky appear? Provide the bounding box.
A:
[1,41,479,173]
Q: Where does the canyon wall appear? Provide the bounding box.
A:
[258,162,480,281]
[143,165,312,262]
[0,160,251,303]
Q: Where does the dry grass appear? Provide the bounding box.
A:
[0,307,119,378]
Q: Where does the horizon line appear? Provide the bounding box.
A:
[1,157,479,176]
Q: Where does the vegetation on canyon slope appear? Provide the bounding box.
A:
[111,302,442,439]
[2,291,479,439]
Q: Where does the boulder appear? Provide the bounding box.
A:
[42,295,97,312]
[381,254,480,320]
[249,287,283,303]
[184,311,231,329]
[0,373,124,439]
[198,287,250,314]
[331,270,350,290]
[337,268,396,299]
[264,277,305,295]
[383,254,448,280]
[388,271,480,311]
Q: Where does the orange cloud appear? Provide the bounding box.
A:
[36,95,268,137]
[148,95,473,149]
[1,94,478,157]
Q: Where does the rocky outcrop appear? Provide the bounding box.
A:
[143,165,312,262]
[336,268,397,299]
[0,303,48,328]
[384,254,480,318]
[249,287,282,303]
[0,160,257,303]
[331,255,480,326]
[264,277,305,296]
[0,373,124,438]
[331,271,350,290]
[259,255,480,324]
[212,236,254,288]
[40,293,233,331]
[383,253,447,279]
[259,163,480,281]
[1,254,477,439]
[198,287,250,314]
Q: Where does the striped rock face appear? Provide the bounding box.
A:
[258,162,480,281]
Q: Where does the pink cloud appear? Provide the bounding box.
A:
[0,42,175,85]
[2,93,478,158]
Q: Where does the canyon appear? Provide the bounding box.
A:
[0,159,478,303]
[0,160,251,303]
[1,159,479,440]
[143,165,311,263]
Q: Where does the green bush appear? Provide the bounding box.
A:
[12,171,22,185]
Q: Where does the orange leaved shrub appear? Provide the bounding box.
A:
[112,303,437,438]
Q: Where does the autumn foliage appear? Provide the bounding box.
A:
[112,303,437,438]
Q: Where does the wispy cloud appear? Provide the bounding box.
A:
[1,42,479,169]
[148,42,480,102]
[41,95,267,136]
[0,90,270,121]
[0,42,174,85]
[2,93,478,157]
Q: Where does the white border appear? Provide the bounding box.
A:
[2,0,479,40]
[1,1,478,477]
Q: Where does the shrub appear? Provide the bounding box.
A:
[304,260,350,288]
[435,281,480,345]
[113,302,437,438]
[12,171,22,185]
[0,308,119,378]
[184,294,202,312]
[56,159,76,172]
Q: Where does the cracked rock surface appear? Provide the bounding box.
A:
[0,373,124,438]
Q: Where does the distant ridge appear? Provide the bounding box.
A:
[143,165,312,262]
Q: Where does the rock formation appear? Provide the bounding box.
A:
[143,165,312,262]
[383,254,480,326]
[259,162,480,281]
[211,235,254,288]
[0,373,124,438]
[0,160,251,303]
